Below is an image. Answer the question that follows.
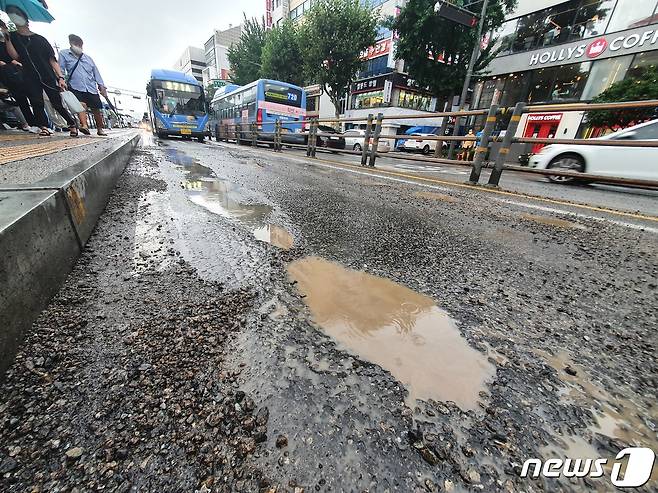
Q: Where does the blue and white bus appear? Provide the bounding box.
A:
[210,79,306,143]
[146,69,210,142]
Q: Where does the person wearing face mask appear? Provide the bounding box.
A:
[59,34,108,136]
[6,5,79,137]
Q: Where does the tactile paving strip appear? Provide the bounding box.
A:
[0,138,97,165]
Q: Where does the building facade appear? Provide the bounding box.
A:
[473,0,658,139]
[173,46,206,85]
[203,25,243,87]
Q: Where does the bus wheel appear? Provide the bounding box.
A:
[198,137,205,143]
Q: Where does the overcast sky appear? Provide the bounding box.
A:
[2,0,263,116]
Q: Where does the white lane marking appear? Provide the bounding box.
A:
[303,160,658,234]
[493,198,658,234]
[214,142,658,234]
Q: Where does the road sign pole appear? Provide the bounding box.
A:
[447,0,490,159]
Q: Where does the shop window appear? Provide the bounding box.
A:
[491,19,518,56]
[528,67,559,103]
[552,62,591,101]
[353,90,385,109]
[606,0,658,33]
[541,1,580,47]
[628,51,658,77]
[500,72,532,107]
[569,0,616,40]
[581,55,632,100]
[398,90,431,111]
[477,78,504,109]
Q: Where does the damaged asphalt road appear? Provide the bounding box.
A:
[1,134,656,492]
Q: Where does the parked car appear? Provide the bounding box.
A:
[343,129,391,153]
[530,119,658,184]
[298,125,345,150]
[399,133,440,154]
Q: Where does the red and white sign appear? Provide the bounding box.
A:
[260,101,306,118]
[586,38,608,58]
[527,113,563,123]
[361,39,391,60]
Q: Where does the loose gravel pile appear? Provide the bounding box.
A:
[0,149,272,492]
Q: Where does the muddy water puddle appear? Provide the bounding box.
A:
[165,147,294,248]
[287,257,495,410]
[538,350,658,457]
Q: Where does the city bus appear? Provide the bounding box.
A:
[146,69,210,142]
[210,79,306,144]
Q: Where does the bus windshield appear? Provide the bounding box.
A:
[153,80,205,117]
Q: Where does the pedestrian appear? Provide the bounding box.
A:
[5,5,78,137]
[59,34,108,136]
[0,20,38,133]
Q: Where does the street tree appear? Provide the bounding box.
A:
[205,84,218,102]
[391,0,516,105]
[299,0,378,120]
[227,16,266,85]
[261,20,305,86]
[587,66,658,131]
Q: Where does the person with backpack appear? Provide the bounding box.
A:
[5,5,78,137]
[59,34,108,136]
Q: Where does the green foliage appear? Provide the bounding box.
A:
[227,16,266,85]
[587,66,658,130]
[391,0,516,103]
[261,20,305,86]
[205,84,218,102]
[299,0,378,118]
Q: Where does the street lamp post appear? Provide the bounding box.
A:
[437,0,490,159]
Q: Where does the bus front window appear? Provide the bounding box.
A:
[153,80,205,117]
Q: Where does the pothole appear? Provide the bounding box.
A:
[287,256,495,410]
[520,213,585,230]
[254,225,295,250]
[414,191,458,203]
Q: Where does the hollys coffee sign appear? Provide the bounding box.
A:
[487,24,658,76]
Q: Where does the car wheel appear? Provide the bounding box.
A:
[422,145,430,155]
[353,143,362,152]
[547,153,585,184]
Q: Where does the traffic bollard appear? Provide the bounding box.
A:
[434,116,449,158]
[488,102,525,187]
[251,122,257,147]
[361,114,374,167]
[368,113,384,168]
[468,104,499,184]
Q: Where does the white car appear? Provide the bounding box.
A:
[399,133,439,154]
[530,119,658,184]
[343,129,391,153]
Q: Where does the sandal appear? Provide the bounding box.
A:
[38,128,51,137]
[79,127,91,136]
[69,127,79,137]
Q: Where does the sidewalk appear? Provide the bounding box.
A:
[0,129,138,185]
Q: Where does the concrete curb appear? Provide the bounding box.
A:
[0,134,140,377]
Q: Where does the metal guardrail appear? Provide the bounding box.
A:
[211,99,658,189]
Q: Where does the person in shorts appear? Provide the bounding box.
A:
[59,34,108,136]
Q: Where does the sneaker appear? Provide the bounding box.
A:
[26,126,41,134]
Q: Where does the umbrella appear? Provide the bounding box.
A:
[0,0,54,23]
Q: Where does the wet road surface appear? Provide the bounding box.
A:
[1,133,656,492]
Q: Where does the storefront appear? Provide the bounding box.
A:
[473,0,658,139]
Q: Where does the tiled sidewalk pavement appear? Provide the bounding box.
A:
[0,132,101,166]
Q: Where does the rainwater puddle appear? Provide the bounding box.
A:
[414,191,459,203]
[520,213,586,230]
[538,350,658,456]
[165,147,294,248]
[254,225,295,250]
[287,256,495,410]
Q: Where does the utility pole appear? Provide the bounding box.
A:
[447,0,490,159]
